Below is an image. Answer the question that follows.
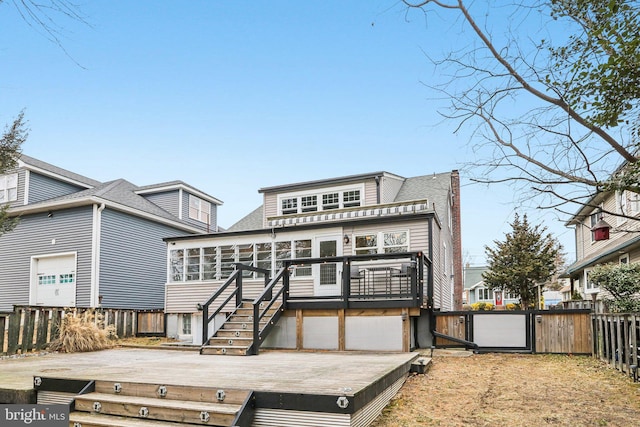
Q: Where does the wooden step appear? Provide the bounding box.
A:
[69,412,190,427]
[200,345,251,356]
[207,337,253,347]
[74,392,240,426]
[93,381,249,405]
[215,329,254,339]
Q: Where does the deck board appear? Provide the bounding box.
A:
[0,348,418,397]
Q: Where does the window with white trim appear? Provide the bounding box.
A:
[354,231,408,254]
[617,190,629,225]
[169,238,314,282]
[585,269,598,291]
[630,192,640,215]
[478,288,493,301]
[293,239,312,277]
[202,247,217,280]
[0,173,17,203]
[181,314,192,335]
[589,209,602,242]
[278,185,363,215]
[301,195,317,212]
[189,195,211,224]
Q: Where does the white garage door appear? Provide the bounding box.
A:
[32,254,77,307]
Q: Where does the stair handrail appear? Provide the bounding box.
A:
[197,269,242,346]
[251,266,289,355]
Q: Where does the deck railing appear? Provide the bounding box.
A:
[197,251,431,350]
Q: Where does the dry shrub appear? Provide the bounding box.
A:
[49,309,117,353]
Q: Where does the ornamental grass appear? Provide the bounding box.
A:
[49,309,117,353]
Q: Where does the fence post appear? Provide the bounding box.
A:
[7,309,22,355]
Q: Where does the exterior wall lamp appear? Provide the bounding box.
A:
[343,234,350,245]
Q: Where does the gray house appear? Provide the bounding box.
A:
[0,154,222,312]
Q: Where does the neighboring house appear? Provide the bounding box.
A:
[0,154,222,312]
[164,170,463,353]
[564,186,640,301]
[463,265,518,307]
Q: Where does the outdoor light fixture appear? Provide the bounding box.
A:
[343,234,350,244]
[47,211,53,218]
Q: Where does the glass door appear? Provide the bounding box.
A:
[314,235,342,296]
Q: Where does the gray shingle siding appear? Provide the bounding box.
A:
[99,209,191,309]
[28,171,87,204]
[0,207,94,312]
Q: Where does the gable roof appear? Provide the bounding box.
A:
[136,181,223,206]
[258,171,404,194]
[18,154,102,188]
[11,155,222,233]
[228,170,454,232]
[396,172,453,224]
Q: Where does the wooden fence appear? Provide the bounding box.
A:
[0,306,165,356]
[592,313,639,381]
[434,309,592,354]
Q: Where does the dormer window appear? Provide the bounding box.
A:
[301,195,317,212]
[322,193,339,210]
[277,185,363,215]
[0,173,18,203]
[189,195,210,224]
[343,190,360,208]
[281,198,297,214]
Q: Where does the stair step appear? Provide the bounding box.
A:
[69,412,191,427]
[207,337,253,346]
[74,392,240,425]
[215,330,253,338]
[93,381,249,405]
[200,346,250,356]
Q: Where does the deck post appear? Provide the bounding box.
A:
[236,271,243,307]
[342,259,350,309]
[253,302,260,355]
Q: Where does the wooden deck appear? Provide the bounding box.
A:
[1,347,418,395]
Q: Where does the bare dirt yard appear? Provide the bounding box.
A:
[372,352,640,427]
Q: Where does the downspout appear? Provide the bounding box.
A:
[427,216,436,340]
[375,175,381,204]
[90,203,106,308]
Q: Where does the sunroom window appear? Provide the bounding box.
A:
[185,248,201,281]
[294,239,312,276]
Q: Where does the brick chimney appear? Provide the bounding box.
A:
[451,170,463,310]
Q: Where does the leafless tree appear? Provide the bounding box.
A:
[401,1,640,222]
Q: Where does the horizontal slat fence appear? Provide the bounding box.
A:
[593,313,639,381]
[0,306,165,356]
[434,310,592,354]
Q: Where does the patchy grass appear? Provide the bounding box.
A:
[372,353,640,427]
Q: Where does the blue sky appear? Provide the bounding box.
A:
[0,1,575,265]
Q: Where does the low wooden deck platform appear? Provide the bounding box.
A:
[1,348,423,426]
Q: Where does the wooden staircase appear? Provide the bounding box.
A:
[69,381,253,427]
[200,301,282,356]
